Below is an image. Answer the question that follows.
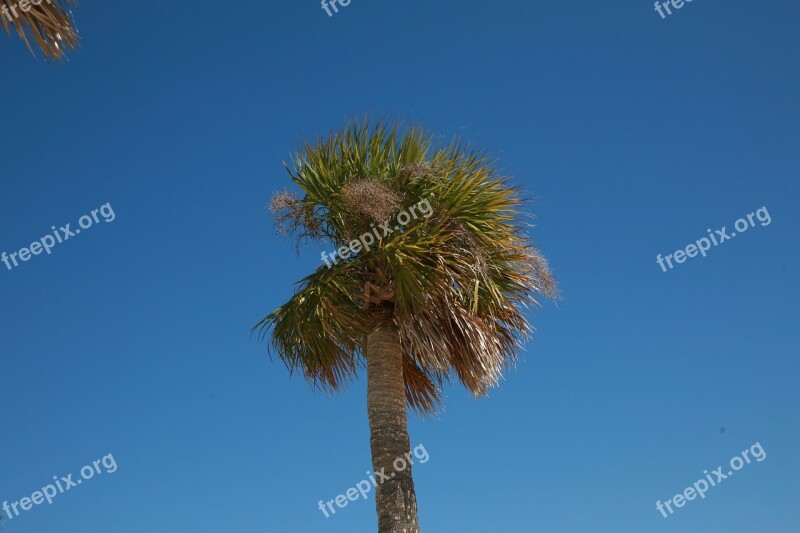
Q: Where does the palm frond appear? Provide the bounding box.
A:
[1,0,78,60]
[254,262,369,392]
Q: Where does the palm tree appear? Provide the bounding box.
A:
[256,119,557,532]
[1,0,78,60]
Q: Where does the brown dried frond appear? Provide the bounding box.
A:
[397,285,513,399]
[402,353,442,415]
[300,350,358,393]
[1,0,79,60]
[341,179,402,222]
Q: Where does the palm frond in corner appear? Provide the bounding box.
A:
[1,0,79,60]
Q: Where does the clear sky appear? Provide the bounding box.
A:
[1,1,798,532]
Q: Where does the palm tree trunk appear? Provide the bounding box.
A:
[366,319,420,533]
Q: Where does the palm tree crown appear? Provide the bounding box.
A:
[257,119,557,414]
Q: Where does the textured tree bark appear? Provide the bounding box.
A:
[366,320,420,533]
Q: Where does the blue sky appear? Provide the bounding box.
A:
[1,1,798,531]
